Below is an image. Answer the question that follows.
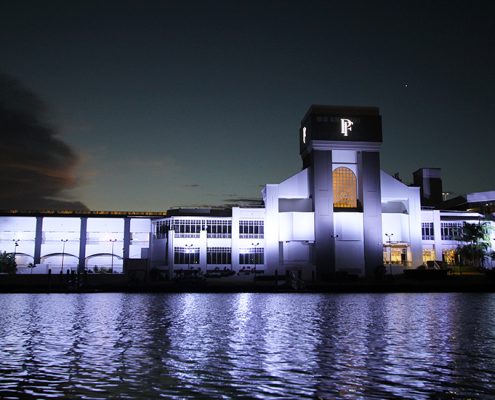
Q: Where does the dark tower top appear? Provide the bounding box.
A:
[413,168,443,207]
[300,105,382,167]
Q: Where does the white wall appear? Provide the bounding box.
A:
[278,212,315,242]
[380,171,423,267]
[130,218,150,259]
[0,217,37,266]
[334,212,365,275]
[85,218,124,272]
[40,217,81,272]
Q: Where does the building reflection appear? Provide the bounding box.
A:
[1,293,495,398]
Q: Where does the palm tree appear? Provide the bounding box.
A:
[0,251,17,274]
[456,222,491,268]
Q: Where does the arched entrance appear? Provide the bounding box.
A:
[85,253,123,273]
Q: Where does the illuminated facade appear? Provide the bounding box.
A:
[263,105,422,279]
[0,212,158,274]
[1,105,494,278]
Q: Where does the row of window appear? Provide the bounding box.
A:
[173,247,264,265]
[173,246,200,265]
[422,222,464,241]
[207,247,231,265]
[239,247,264,265]
[422,248,458,265]
[159,218,467,242]
[441,223,462,241]
[153,219,264,239]
[239,221,264,239]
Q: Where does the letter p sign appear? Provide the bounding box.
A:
[340,119,353,136]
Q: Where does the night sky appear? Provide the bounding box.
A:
[1,0,493,211]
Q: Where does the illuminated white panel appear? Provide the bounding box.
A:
[42,217,80,238]
[237,209,265,220]
[86,218,124,261]
[0,216,36,238]
[0,217,37,264]
[130,218,151,232]
[279,213,291,242]
[292,213,315,241]
[86,218,124,244]
[279,212,314,242]
[381,214,404,242]
[277,169,310,198]
[334,213,365,275]
[334,213,363,241]
[332,150,357,163]
[130,218,151,258]
[41,217,81,260]
[87,218,124,234]
[381,170,423,267]
[467,191,495,203]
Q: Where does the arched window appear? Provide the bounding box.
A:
[333,167,357,208]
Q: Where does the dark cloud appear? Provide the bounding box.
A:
[222,197,264,208]
[0,74,87,210]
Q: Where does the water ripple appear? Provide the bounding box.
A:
[0,293,495,398]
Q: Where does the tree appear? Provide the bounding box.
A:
[0,251,17,274]
[456,222,491,268]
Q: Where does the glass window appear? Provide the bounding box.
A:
[206,220,232,238]
[239,247,264,265]
[239,221,264,239]
[421,222,434,240]
[333,167,357,208]
[440,223,462,240]
[422,249,435,263]
[153,220,171,239]
[173,246,200,265]
[172,219,203,238]
[207,247,231,264]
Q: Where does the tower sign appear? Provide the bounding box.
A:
[340,118,353,136]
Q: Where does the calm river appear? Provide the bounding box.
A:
[1,293,495,399]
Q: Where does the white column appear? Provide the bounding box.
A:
[264,185,280,275]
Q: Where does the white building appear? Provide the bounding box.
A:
[0,211,158,274]
[1,105,494,279]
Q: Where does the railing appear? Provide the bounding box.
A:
[206,233,232,239]
[174,233,200,238]
[239,234,264,239]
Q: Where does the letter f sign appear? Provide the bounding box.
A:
[340,119,353,136]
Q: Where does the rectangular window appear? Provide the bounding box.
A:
[239,220,264,239]
[421,222,434,240]
[206,220,232,238]
[239,247,264,265]
[207,247,232,265]
[440,223,462,241]
[422,249,435,263]
[173,246,200,265]
[172,219,203,238]
[153,219,171,239]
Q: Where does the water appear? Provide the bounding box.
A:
[0,293,495,399]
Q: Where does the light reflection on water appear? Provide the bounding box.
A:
[1,293,495,399]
